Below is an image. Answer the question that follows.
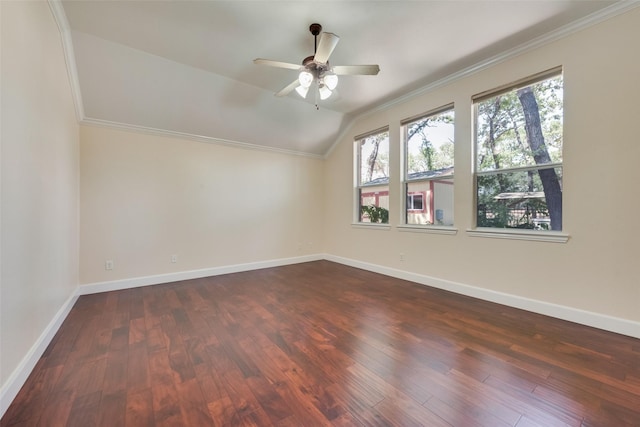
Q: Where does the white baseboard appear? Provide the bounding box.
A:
[325,254,640,339]
[77,254,324,295]
[0,291,79,417]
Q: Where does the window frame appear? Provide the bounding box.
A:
[407,191,426,213]
[400,104,456,230]
[354,127,391,226]
[469,66,569,243]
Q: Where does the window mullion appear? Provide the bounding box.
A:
[477,163,562,176]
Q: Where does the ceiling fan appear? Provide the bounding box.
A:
[254,23,380,109]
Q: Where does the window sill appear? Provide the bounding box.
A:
[466,228,570,243]
[351,223,392,230]
[397,225,458,235]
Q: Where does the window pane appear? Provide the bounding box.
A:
[357,129,390,224]
[406,178,454,225]
[475,72,563,231]
[359,131,389,185]
[408,193,424,211]
[403,107,454,227]
[476,75,563,172]
[359,187,389,223]
[477,167,562,230]
[406,110,455,177]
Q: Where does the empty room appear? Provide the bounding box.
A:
[1,1,639,426]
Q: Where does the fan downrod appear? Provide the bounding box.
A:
[309,23,322,55]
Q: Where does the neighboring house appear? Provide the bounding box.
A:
[360,167,454,225]
[360,177,390,208]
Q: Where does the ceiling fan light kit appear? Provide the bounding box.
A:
[254,23,380,109]
[298,70,314,88]
[295,85,309,98]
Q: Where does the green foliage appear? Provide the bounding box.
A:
[476,76,563,172]
[360,205,389,224]
[476,170,557,229]
[477,199,550,229]
[406,110,455,174]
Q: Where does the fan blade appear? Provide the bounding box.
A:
[332,64,380,75]
[275,79,300,97]
[313,32,340,64]
[254,58,302,71]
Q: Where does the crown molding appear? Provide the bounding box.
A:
[81,118,325,159]
[48,0,85,122]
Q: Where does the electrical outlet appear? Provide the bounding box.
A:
[105,260,114,270]
[399,253,404,261]
[171,254,178,263]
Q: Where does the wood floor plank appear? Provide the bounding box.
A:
[147,350,184,426]
[218,369,275,426]
[127,341,150,393]
[35,388,75,427]
[244,373,292,424]
[125,388,154,427]
[3,261,639,426]
[66,390,101,427]
[206,396,236,427]
[235,335,333,424]
[97,390,126,427]
[103,350,128,395]
[174,378,215,426]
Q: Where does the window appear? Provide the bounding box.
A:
[356,128,390,223]
[474,68,563,231]
[407,192,425,212]
[402,106,455,226]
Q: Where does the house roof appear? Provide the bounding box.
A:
[54,0,627,157]
[362,166,454,187]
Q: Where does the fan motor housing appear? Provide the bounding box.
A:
[302,55,330,80]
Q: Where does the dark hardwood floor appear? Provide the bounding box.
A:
[2,260,639,426]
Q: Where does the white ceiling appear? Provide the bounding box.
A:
[59,0,620,156]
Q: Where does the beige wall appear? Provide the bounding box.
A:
[1,0,80,388]
[79,126,325,284]
[324,8,640,324]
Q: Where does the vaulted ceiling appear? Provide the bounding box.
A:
[57,0,621,156]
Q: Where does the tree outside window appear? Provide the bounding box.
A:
[475,69,563,231]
